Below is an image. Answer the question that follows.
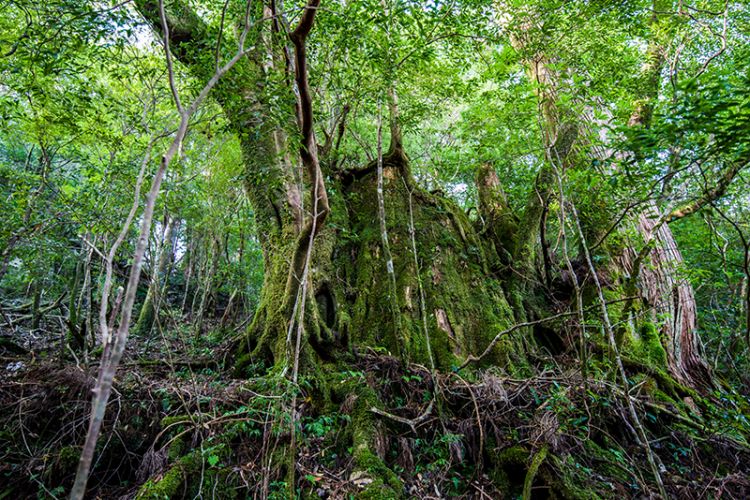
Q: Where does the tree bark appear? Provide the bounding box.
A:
[135,0,519,375]
[617,0,712,388]
[506,0,712,388]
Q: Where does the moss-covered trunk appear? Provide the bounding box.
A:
[236,152,520,374]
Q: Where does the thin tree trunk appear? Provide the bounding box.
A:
[135,214,174,335]
[78,236,95,362]
[189,244,207,320]
[194,237,217,335]
[220,288,238,328]
[181,233,193,315]
[70,3,256,493]
[156,219,178,314]
[67,255,84,351]
[31,281,42,330]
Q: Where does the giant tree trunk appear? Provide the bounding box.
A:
[236,151,519,373]
[134,0,710,388]
[133,0,519,374]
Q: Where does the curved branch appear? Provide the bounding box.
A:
[665,160,745,224]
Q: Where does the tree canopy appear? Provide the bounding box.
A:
[1,0,750,498]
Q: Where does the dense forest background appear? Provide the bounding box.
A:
[1,0,750,498]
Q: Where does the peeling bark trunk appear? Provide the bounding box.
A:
[506,0,710,388]
[622,203,710,387]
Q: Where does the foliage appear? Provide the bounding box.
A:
[1,0,750,497]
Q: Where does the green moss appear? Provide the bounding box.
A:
[232,352,256,376]
[167,436,186,463]
[134,290,156,336]
[639,376,679,405]
[494,445,529,465]
[581,440,633,483]
[487,444,528,493]
[358,478,402,499]
[136,447,206,499]
[136,444,233,499]
[236,153,523,384]
[487,441,623,499]
[523,445,548,500]
[137,461,188,499]
[160,415,192,428]
[629,322,668,367]
[354,450,403,498]
[341,382,403,497]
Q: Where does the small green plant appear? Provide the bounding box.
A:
[267,481,288,500]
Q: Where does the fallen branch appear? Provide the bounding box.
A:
[370,399,434,434]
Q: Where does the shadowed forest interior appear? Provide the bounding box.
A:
[1,0,750,498]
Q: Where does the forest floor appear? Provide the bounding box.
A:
[2,320,750,499]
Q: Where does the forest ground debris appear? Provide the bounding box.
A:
[2,336,750,499]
